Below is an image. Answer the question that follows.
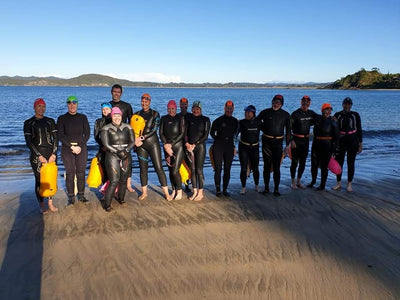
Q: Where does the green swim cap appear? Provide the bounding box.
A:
[66,95,78,103]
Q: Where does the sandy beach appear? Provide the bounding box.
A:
[0,158,399,299]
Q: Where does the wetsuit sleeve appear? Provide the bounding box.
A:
[50,118,58,155]
[94,119,102,145]
[197,117,211,145]
[23,119,42,157]
[159,116,167,144]
[234,118,239,145]
[285,113,291,146]
[80,115,90,146]
[126,126,135,152]
[144,110,160,140]
[356,112,362,143]
[332,119,340,151]
[100,127,118,154]
[57,115,72,148]
[210,117,219,140]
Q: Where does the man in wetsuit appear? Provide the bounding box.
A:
[24,98,59,214]
[57,95,90,204]
[178,97,193,192]
[238,105,261,195]
[332,97,363,192]
[109,84,135,192]
[210,100,239,197]
[290,95,317,189]
[257,94,291,196]
[134,93,172,201]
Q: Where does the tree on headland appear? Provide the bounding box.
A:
[324,68,400,89]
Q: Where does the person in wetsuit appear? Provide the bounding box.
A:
[100,107,135,212]
[257,94,291,196]
[109,84,135,192]
[57,95,90,204]
[238,105,261,195]
[159,100,185,200]
[24,98,59,214]
[178,97,193,192]
[94,102,112,183]
[134,93,172,201]
[332,97,363,192]
[210,100,239,197]
[307,103,339,191]
[290,95,317,189]
[185,101,211,201]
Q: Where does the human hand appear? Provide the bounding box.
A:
[48,154,56,163]
[38,155,48,163]
[290,140,296,148]
[357,143,363,154]
[135,138,143,147]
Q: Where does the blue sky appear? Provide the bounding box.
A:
[1,0,399,83]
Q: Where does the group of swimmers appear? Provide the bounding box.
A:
[24,84,362,214]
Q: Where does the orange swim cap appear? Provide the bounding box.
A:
[321,103,332,112]
[225,100,234,107]
[141,93,151,100]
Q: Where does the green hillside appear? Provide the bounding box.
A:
[324,68,400,89]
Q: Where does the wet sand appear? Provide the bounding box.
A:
[0,160,400,299]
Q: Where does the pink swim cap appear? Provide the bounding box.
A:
[167,100,177,109]
[111,107,122,116]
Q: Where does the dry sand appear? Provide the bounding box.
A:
[0,169,399,299]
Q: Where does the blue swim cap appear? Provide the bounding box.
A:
[101,102,112,109]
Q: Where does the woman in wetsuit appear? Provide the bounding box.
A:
[238,105,261,194]
[23,98,59,213]
[100,107,135,212]
[257,95,291,196]
[134,93,172,201]
[308,103,339,191]
[185,101,211,201]
[289,95,317,189]
[94,102,112,183]
[210,100,239,197]
[159,100,185,200]
[332,97,363,192]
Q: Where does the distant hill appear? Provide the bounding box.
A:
[324,68,400,89]
[0,74,327,88]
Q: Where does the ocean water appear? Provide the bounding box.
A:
[1,86,399,179]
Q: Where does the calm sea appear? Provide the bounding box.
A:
[1,86,400,177]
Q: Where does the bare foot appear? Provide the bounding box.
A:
[296,181,306,189]
[347,183,353,192]
[48,199,58,212]
[193,189,204,201]
[170,189,176,199]
[240,187,246,195]
[291,182,298,190]
[127,178,135,193]
[138,193,147,201]
[189,188,198,201]
[332,182,341,190]
[175,190,182,200]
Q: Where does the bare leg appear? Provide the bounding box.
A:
[162,186,172,201]
[48,198,58,212]
[175,189,182,200]
[193,188,204,201]
[332,180,341,190]
[189,188,198,201]
[127,177,135,193]
[291,178,298,189]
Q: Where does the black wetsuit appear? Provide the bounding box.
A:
[238,117,261,188]
[57,112,90,198]
[110,100,133,124]
[134,109,168,187]
[257,108,291,193]
[178,112,193,186]
[23,116,58,203]
[159,114,185,191]
[310,115,339,189]
[210,115,239,193]
[334,110,362,183]
[101,122,134,209]
[94,115,111,183]
[185,114,211,189]
[290,108,317,179]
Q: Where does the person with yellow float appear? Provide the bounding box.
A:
[185,101,211,201]
[159,100,186,200]
[24,98,59,214]
[100,107,135,212]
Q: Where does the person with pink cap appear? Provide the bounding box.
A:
[100,107,135,211]
[24,98,59,214]
[159,100,185,200]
